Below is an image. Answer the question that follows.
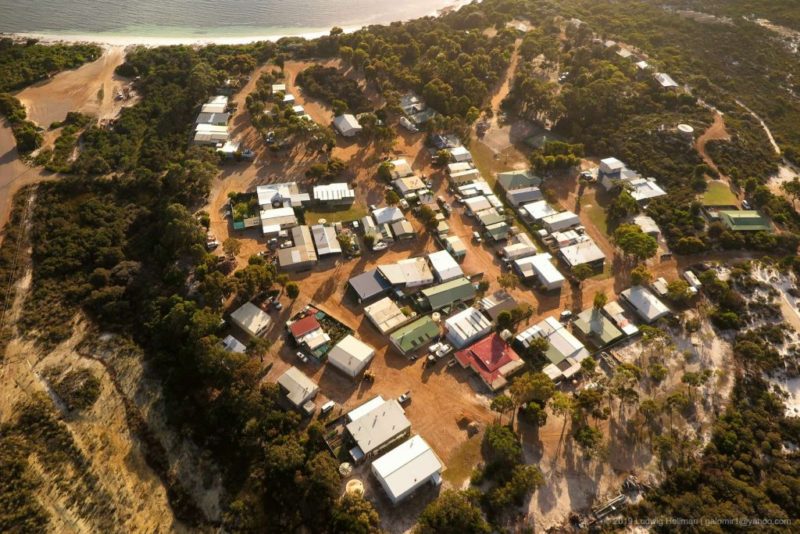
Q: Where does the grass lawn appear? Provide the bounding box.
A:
[469,139,528,188]
[581,195,609,238]
[304,205,368,225]
[442,432,484,486]
[702,180,738,206]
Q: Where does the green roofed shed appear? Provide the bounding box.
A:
[421,277,476,311]
[485,222,511,241]
[496,170,541,192]
[718,210,771,232]
[573,308,624,348]
[390,316,440,355]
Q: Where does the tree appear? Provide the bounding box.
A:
[418,205,438,230]
[246,337,272,363]
[509,372,555,428]
[497,272,519,291]
[484,424,523,474]
[681,370,711,400]
[490,394,514,424]
[580,356,598,378]
[337,233,355,256]
[385,189,400,206]
[496,310,513,331]
[286,282,300,299]
[572,264,594,284]
[331,494,381,534]
[434,149,452,167]
[485,464,544,514]
[666,279,693,305]
[551,391,573,440]
[477,280,490,295]
[377,161,394,181]
[524,336,549,360]
[593,291,608,309]
[363,233,376,250]
[630,264,653,285]
[223,238,242,257]
[614,224,658,261]
[572,424,603,456]
[781,177,800,207]
[607,190,639,222]
[416,489,490,534]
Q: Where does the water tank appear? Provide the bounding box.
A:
[345,479,364,496]
[431,312,441,323]
[677,123,694,139]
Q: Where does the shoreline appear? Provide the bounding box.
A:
[0,0,471,48]
[2,28,348,47]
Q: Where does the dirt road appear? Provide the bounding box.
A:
[2,47,138,246]
[0,121,52,247]
[16,45,132,127]
[695,112,730,178]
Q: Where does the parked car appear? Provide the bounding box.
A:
[397,390,412,405]
[296,351,309,363]
[373,241,389,251]
[742,199,751,209]
[433,343,452,358]
[320,400,336,415]
[271,300,283,311]
[559,310,573,322]
[472,231,482,243]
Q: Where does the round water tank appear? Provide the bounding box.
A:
[339,462,352,477]
[431,312,441,323]
[345,479,364,496]
[677,124,694,137]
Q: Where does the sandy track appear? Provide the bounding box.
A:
[16,45,132,127]
[694,111,741,204]
[0,121,53,247]
[2,47,135,246]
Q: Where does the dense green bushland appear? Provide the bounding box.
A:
[287,8,517,120]
[0,38,100,92]
[633,376,800,531]
[0,395,120,531]
[534,0,800,161]
[0,93,43,153]
[296,64,372,114]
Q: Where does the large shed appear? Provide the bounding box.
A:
[327,335,376,378]
[371,436,443,505]
[230,302,271,338]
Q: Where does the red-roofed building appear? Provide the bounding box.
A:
[455,333,525,391]
[289,315,322,339]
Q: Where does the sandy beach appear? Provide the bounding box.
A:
[0,0,470,48]
[3,28,345,48]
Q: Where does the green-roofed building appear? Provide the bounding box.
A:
[485,222,511,242]
[572,308,624,349]
[718,210,771,232]
[389,315,440,355]
[421,277,476,311]
[496,170,541,192]
[478,210,505,227]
